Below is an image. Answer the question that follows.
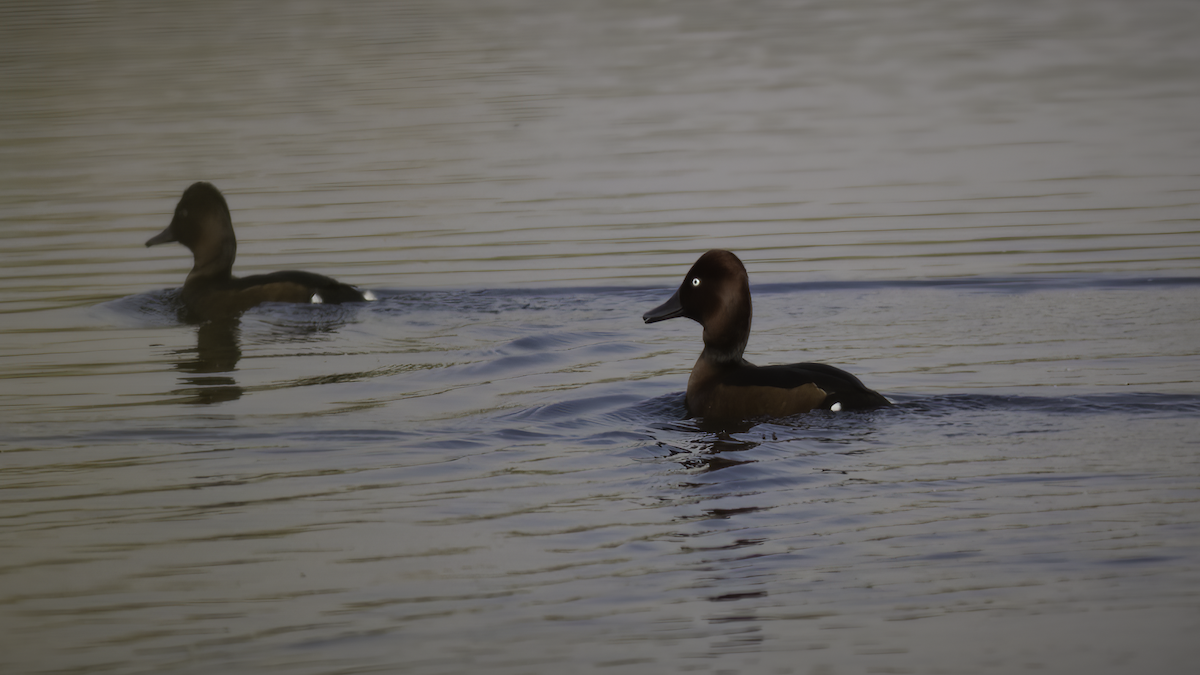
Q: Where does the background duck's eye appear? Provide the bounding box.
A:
[178,208,188,218]
[691,277,701,287]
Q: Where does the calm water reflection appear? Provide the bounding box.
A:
[2,1,1200,673]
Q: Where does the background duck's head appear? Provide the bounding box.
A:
[146,182,238,279]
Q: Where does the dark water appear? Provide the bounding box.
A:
[5,280,1200,674]
[3,0,1200,673]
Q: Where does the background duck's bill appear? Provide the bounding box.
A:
[145,226,176,247]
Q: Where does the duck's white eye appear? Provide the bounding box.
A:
[691,277,701,287]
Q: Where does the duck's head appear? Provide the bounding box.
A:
[146,182,237,276]
[643,249,752,362]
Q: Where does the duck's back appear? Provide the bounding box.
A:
[729,362,891,411]
[180,271,371,320]
[687,359,890,420]
[236,271,371,304]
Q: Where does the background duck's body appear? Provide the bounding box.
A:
[146,182,372,320]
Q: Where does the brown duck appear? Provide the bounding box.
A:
[644,249,890,421]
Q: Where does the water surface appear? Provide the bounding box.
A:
[2,1,1199,673]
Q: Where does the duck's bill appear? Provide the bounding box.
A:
[145,225,176,247]
[643,290,684,324]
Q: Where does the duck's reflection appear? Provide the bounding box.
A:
[663,414,886,658]
[674,431,761,473]
[171,317,244,404]
[677,431,772,657]
[166,306,356,404]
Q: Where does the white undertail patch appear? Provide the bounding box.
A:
[362,290,377,301]
[310,293,324,304]
[830,402,843,412]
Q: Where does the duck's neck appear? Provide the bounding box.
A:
[700,338,748,365]
[700,319,750,365]
[185,234,237,284]
[699,286,752,365]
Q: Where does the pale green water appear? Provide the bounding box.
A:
[2,1,1200,673]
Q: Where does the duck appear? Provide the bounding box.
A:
[643,249,890,421]
[146,182,375,320]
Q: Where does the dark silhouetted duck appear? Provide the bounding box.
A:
[146,182,375,320]
[643,249,890,421]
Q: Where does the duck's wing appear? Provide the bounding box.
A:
[728,362,890,410]
[236,271,373,303]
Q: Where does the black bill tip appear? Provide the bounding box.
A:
[643,290,684,324]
